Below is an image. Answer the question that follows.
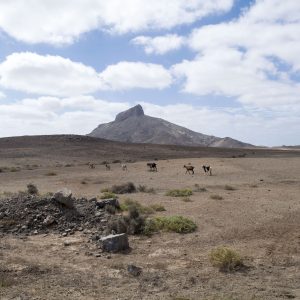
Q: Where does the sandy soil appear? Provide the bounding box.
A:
[0,137,300,299]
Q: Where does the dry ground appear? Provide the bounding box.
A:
[0,136,300,300]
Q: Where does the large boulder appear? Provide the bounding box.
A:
[100,233,129,252]
[52,188,74,208]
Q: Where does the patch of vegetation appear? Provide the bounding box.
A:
[105,204,116,214]
[194,184,207,192]
[45,172,57,176]
[209,246,244,272]
[100,187,110,193]
[9,167,20,172]
[64,164,74,167]
[224,185,236,191]
[182,197,192,202]
[210,194,223,200]
[111,182,136,194]
[100,192,117,199]
[81,180,88,185]
[120,198,154,215]
[149,204,166,211]
[137,185,156,194]
[166,189,193,197]
[107,206,146,235]
[249,184,258,188]
[144,216,197,234]
[26,183,38,195]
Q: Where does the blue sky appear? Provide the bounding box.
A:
[0,0,299,146]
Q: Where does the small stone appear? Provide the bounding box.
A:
[127,264,142,277]
[52,188,74,208]
[33,230,38,235]
[64,240,71,246]
[62,232,68,237]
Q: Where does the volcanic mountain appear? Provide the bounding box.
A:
[89,104,253,148]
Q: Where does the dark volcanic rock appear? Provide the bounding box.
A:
[88,104,253,148]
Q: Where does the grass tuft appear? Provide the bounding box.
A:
[210,194,223,200]
[26,183,38,195]
[100,192,117,199]
[45,172,57,176]
[209,246,244,272]
[111,182,136,194]
[224,185,236,191]
[166,189,193,197]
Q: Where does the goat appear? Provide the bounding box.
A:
[147,162,157,172]
[202,165,212,176]
[121,164,127,171]
[184,165,195,174]
[105,163,111,171]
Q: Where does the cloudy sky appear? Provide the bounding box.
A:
[0,0,299,146]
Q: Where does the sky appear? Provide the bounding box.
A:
[0,0,299,146]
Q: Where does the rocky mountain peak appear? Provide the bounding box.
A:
[115,104,144,122]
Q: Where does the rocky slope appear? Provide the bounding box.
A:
[89,105,254,148]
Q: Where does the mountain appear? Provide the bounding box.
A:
[88,104,254,148]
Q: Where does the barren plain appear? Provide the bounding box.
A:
[0,135,299,300]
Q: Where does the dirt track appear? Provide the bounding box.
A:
[0,136,300,299]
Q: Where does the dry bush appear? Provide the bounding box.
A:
[144,216,197,235]
[112,159,121,163]
[111,182,136,194]
[194,184,207,192]
[105,204,116,215]
[182,197,192,202]
[137,185,156,194]
[100,192,117,199]
[166,189,193,197]
[209,246,244,272]
[210,194,223,200]
[107,206,146,235]
[26,183,38,195]
[81,180,87,185]
[224,185,236,191]
[150,204,166,211]
[120,198,154,215]
[45,172,57,176]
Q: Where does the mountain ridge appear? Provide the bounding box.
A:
[88,104,254,148]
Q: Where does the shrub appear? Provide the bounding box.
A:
[10,167,20,172]
[45,172,57,176]
[111,182,136,194]
[165,189,193,197]
[147,216,197,234]
[107,206,146,235]
[100,192,117,199]
[81,180,88,185]
[150,204,166,211]
[26,183,38,195]
[137,185,156,194]
[182,197,192,202]
[210,194,223,200]
[120,198,154,215]
[209,246,243,272]
[224,185,236,191]
[194,184,207,192]
[112,159,121,164]
[105,204,116,214]
[100,187,110,193]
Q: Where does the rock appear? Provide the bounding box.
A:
[64,240,71,246]
[127,264,142,277]
[100,233,129,253]
[52,188,74,208]
[43,215,55,226]
[96,198,120,209]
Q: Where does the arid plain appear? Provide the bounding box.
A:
[0,136,300,300]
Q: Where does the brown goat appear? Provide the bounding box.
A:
[184,165,195,174]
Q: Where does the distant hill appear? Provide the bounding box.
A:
[89,104,254,148]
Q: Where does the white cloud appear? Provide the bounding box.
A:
[100,62,172,90]
[0,97,299,146]
[132,34,185,55]
[0,53,172,95]
[0,52,102,96]
[0,91,5,99]
[173,0,300,107]
[0,0,234,45]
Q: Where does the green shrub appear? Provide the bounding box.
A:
[100,187,110,193]
[210,194,223,200]
[120,198,154,215]
[26,183,38,195]
[10,167,20,172]
[145,216,196,234]
[209,246,243,272]
[165,189,193,197]
[111,182,136,194]
[100,192,117,199]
